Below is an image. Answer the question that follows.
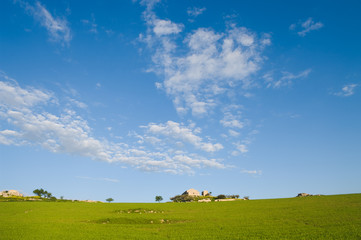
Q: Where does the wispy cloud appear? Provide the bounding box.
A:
[290,17,323,37]
[187,7,206,22]
[15,0,72,45]
[334,83,358,97]
[139,2,271,116]
[230,129,258,156]
[220,105,245,129]
[264,69,312,88]
[66,97,88,109]
[241,169,262,175]
[0,72,225,174]
[81,14,98,34]
[235,143,248,153]
[76,176,119,183]
[142,121,223,152]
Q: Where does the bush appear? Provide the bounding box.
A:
[170,194,194,202]
[226,195,239,199]
[216,194,226,199]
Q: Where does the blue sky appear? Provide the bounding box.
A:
[1,0,360,202]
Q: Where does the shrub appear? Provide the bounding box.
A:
[225,195,240,199]
[216,194,226,199]
[170,194,194,202]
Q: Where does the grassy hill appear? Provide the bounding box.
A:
[0,194,360,239]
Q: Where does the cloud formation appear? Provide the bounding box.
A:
[187,7,206,19]
[220,105,245,129]
[140,2,271,116]
[334,83,358,97]
[241,169,262,175]
[290,18,323,37]
[143,121,223,152]
[15,0,72,45]
[0,73,225,174]
[153,19,183,36]
[263,69,311,88]
[76,176,119,183]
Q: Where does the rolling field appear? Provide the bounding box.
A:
[0,194,360,239]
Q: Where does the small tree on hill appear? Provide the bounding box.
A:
[33,188,53,199]
[106,198,114,203]
[155,196,163,203]
[217,194,226,199]
[33,188,44,197]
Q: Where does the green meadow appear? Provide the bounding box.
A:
[1,194,360,239]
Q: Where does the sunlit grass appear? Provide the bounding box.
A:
[0,194,360,239]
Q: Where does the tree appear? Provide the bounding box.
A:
[155,196,163,203]
[44,191,52,198]
[33,188,44,197]
[217,194,226,199]
[33,188,53,198]
[106,198,114,203]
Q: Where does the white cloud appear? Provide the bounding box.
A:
[67,98,87,109]
[235,143,248,153]
[76,176,119,183]
[220,105,245,129]
[334,84,358,97]
[139,0,161,11]
[15,0,72,45]
[0,130,22,145]
[290,18,324,37]
[153,19,184,36]
[0,79,52,109]
[221,118,244,129]
[231,128,259,155]
[187,7,206,18]
[140,4,271,116]
[0,74,225,174]
[143,121,223,152]
[228,129,240,137]
[264,69,311,88]
[241,169,262,175]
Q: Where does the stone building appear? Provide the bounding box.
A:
[0,190,23,197]
[183,188,200,196]
[183,189,209,197]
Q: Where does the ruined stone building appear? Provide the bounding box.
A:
[202,190,209,196]
[183,189,209,197]
[183,188,200,196]
[0,190,23,197]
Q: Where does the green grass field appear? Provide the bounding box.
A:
[1,194,360,239]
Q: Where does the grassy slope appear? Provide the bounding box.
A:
[0,194,360,239]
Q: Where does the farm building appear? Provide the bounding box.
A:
[183,189,209,197]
